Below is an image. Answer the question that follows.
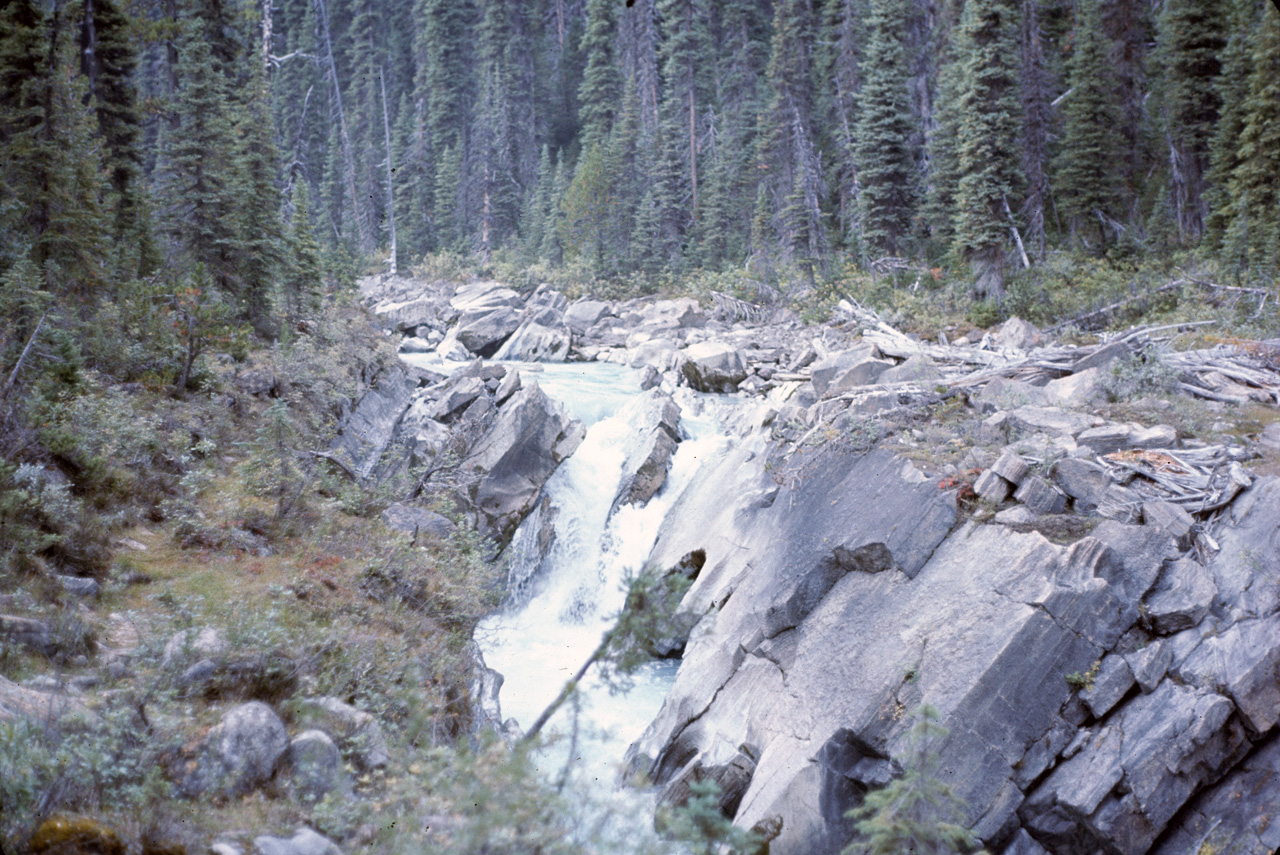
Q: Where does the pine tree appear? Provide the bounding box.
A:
[855,0,917,261]
[1153,0,1227,243]
[817,0,868,247]
[282,182,323,323]
[233,63,284,334]
[1054,0,1120,251]
[161,25,242,300]
[951,0,1022,299]
[1203,0,1259,250]
[578,0,620,150]
[842,706,981,855]
[753,0,827,284]
[1222,2,1280,273]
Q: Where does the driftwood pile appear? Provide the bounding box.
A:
[836,298,1280,407]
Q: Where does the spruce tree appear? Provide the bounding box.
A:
[1054,0,1120,251]
[1203,0,1259,250]
[282,182,323,323]
[951,0,1022,299]
[578,0,620,150]
[1222,2,1280,272]
[1153,0,1227,243]
[855,0,917,261]
[233,63,284,335]
[817,0,868,247]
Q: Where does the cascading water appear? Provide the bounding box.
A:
[474,361,736,792]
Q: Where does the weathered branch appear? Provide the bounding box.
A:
[1,312,48,402]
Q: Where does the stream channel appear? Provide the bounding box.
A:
[407,356,740,838]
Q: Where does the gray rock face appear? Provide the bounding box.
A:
[163,627,228,670]
[612,390,682,510]
[287,730,344,801]
[1052,458,1111,507]
[681,342,748,392]
[808,344,881,397]
[252,829,342,855]
[1022,682,1245,855]
[329,365,416,480]
[1144,557,1215,634]
[463,382,582,542]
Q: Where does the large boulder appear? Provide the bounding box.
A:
[179,701,290,797]
[252,829,342,855]
[463,382,584,542]
[564,299,612,333]
[612,390,682,510]
[290,696,390,771]
[492,320,571,362]
[681,342,748,393]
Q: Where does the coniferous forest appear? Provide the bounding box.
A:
[3,0,1280,332]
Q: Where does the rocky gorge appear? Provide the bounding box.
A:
[358,272,1280,855]
[4,271,1280,855]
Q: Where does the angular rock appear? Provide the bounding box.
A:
[995,506,1038,525]
[996,316,1044,350]
[1042,367,1104,407]
[0,614,54,656]
[1152,736,1280,855]
[1095,484,1144,524]
[1143,557,1215,635]
[329,366,416,480]
[0,674,89,723]
[1007,407,1095,438]
[1023,682,1245,855]
[1142,500,1194,549]
[681,342,748,393]
[492,320,571,362]
[1124,641,1172,693]
[380,503,456,541]
[463,383,582,543]
[613,390,682,509]
[989,450,1030,486]
[454,306,521,357]
[808,344,881,397]
[163,627,228,671]
[1052,458,1111,507]
[287,730,344,801]
[449,281,522,312]
[1001,829,1050,855]
[252,829,342,855]
[1089,521,1176,606]
[974,469,1013,503]
[424,376,485,422]
[372,293,447,331]
[494,368,522,405]
[875,354,940,386]
[1209,477,1280,617]
[1177,614,1280,734]
[1077,423,1178,454]
[1072,340,1131,373]
[822,358,895,397]
[1079,655,1135,718]
[1014,477,1067,515]
[564,299,611,333]
[291,696,390,771]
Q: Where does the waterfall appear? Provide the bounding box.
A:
[475,363,736,787]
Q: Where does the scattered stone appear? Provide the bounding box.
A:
[234,371,279,397]
[1007,406,1096,438]
[994,505,1038,525]
[291,696,390,771]
[1145,558,1217,635]
[162,627,228,670]
[995,316,1043,350]
[56,575,99,599]
[1072,340,1131,373]
[181,701,289,797]
[424,376,485,422]
[1142,500,1194,549]
[287,730,345,802]
[1013,476,1067,515]
[1,614,53,656]
[1053,458,1111,508]
[638,365,662,391]
[252,829,342,855]
[380,503,456,541]
[974,469,1013,503]
[1079,655,1136,718]
[492,320,571,362]
[989,450,1030,486]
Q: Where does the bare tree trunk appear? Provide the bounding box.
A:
[262,0,273,70]
[379,67,398,275]
[314,0,369,251]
